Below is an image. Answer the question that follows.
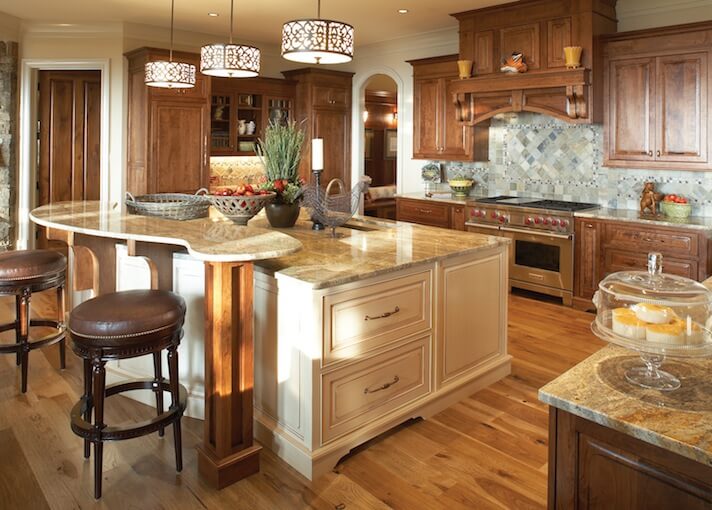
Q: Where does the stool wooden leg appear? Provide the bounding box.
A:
[167,345,182,472]
[82,359,93,459]
[92,359,106,499]
[18,289,30,393]
[14,294,21,366]
[57,284,66,370]
[153,352,165,437]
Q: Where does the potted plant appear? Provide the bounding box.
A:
[256,120,306,228]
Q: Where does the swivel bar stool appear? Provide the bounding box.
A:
[0,249,67,393]
[68,289,188,499]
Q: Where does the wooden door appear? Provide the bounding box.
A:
[38,70,101,249]
[607,58,655,162]
[412,78,441,159]
[440,78,471,159]
[655,53,708,164]
[150,100,209,193]
[312,108,351,187]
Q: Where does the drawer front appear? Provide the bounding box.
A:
[605,249,697,280]
[324,271,431,364]
[313,86,348,107]
[604,224,698,258]
[396,199,450,228]
[322,336,431,443]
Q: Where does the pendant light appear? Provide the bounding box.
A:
[145,0,196,88]
[281,0,354,65]
[200,0,261,78]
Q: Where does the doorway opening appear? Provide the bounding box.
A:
[362,74,397,220]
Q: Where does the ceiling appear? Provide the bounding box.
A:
[0,0,511,47]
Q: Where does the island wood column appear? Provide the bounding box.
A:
[197,261,261,488]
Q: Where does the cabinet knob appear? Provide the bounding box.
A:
[656,150,661,157]
[647,150,653,157]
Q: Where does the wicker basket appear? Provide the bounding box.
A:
[126,189,211,221]
[210,192,276,225]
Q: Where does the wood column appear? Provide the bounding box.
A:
[197,261,261,488]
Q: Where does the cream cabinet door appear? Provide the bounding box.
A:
[437,250,508,387]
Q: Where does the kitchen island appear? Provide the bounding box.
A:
[540,346,712,508]
[31,202,511,483]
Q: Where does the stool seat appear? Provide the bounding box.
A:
[69,290,185,349]
[0,249,66,282]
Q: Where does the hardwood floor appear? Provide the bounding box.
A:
[0,290,603,509]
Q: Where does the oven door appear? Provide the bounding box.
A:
[501,226,573,293]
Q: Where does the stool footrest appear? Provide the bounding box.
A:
[71,380,187,442]
[0,318,65,354]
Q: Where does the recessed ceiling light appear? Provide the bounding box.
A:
[398,9,408,14]
[208,12,219,17]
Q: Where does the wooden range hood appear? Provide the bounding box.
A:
[450,0,618,125]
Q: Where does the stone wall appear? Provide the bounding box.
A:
[0,41,17,248]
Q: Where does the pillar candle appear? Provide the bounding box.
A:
[312,138,324,172]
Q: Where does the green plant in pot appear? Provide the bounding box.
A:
[257,120,306,228]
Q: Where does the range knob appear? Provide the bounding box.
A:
[543,217,552,226]
[560,219,570,228]
[490,211,497,219]
[472,210,481,218]
[498,214,507,223]
[534,217,542,224]
[550,218,559,227]
[525,217,534,225]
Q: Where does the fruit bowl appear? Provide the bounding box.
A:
[210,190,276,225]
[661,201,692,219]
[448,179,474,197]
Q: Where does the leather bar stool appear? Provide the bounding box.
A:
[0,249,67,393]
[68,289,188,499]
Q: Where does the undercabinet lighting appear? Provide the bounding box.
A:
[398,9,408,14]
[208,12,219,16]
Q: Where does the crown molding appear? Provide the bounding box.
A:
[20,21,123,38]
[617,0,712,17]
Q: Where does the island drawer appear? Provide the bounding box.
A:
[323,270,431,365]
[321,335,431,444]
[396,199,450,228]
[603,224,698,258]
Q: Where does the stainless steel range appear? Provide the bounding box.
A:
[466,196,599,305]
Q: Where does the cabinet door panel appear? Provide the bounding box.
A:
[313,86,348,108]
[547,18,572,69]
[151,101,208,193]
[412,78,441,159]
[474,31,495,75]
[608,58,655,161]
[574,219,600,300]
[500,23,540,70]
[312,108,350,186]
[441,78,472,159]
[656,53,708,164]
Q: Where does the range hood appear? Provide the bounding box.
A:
[450,68,590,125]
[450,0,618,125]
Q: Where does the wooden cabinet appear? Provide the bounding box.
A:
[396,197,470,231]
[549,408,712,509]
[125,47,210,194]
[209,77,296,156]
[282,68,353,186]
[604,23,712,170]
[573,216,711,310]
[409,55,489,161]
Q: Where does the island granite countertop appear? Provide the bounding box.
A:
[539,345,712,468]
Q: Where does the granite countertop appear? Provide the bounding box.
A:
[575,208,712,231]
[396,191,487,205]
[251,212,510,289]
[30,201,303,262]
[539,345,712,468]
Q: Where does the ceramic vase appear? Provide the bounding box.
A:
[265,202,300,228]
[564,46,583,69]
[457,59,473,79]
[238,119,247,135]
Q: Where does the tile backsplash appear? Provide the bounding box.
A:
[209,156,265,187]
[438,113,712,216]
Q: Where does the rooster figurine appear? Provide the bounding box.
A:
[501,52,528,73]
[640,182,665,216]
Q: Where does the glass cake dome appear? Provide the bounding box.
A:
[592,252,712,390]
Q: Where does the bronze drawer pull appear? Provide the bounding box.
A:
[363,375,400,395]
[364,306,400,321]
[417,208,432,214]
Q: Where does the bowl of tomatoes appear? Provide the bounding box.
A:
[661,194,692,219]
[210,184,276,225]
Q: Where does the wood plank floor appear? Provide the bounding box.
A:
[0,291,603,509]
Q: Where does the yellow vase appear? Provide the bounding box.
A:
[457,59,473,79]
[564,46,583,69]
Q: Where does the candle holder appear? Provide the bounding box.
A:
[311,170,325,230]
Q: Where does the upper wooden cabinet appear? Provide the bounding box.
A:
[282,68,353,186]
[604,22,712,170]
[125,47,210,194]
[409,55,489,161]
[451,0,618,124]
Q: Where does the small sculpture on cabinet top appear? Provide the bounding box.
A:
[640,182,665,216]
[501,52,528,73]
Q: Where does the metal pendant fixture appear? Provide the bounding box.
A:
[200,0,261,78]
[145,0,196,88]
[281,0,354,65]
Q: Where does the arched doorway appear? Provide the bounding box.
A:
[362,74,398,219]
